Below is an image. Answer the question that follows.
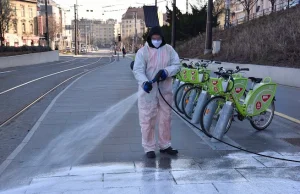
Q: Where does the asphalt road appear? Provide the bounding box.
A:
[0,50,299,166]
[0,52,113,163]
[0,55,300,193]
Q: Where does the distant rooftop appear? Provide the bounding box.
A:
[122,7,144,20]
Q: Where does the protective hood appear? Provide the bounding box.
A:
[146,26,166,49]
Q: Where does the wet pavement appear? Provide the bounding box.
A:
[0,54,300,193]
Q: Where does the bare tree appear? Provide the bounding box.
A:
[238,0,259,21]
[213,0,225,17]
[122,35,133,50]
[0,0,13,46]
[47,15,61,42]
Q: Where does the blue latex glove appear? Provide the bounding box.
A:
[160,69,168,81]
[142,81,153,93]
[154,69,168,82]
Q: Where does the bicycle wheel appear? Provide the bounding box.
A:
[182,86,202,119]
[199,96,233,135]
[250,100,275,131]
[174,83,193,113]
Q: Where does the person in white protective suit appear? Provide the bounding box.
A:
[133,26,181,158]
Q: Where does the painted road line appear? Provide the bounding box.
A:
[36,58,77,67]
[275,111,300,125]
[0,58,102,95]
[63,58,89,66]
[0,58,116,175]
[0,70,15,74]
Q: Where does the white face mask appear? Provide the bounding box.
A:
[151,40,162,48]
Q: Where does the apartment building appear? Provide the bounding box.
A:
[73,19,116,48]
[38,0,67,49]
[4,0,39,46]
[121,7,146,39]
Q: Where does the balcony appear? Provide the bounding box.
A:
[19,0,37,3]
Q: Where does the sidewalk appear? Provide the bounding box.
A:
[0,56,300,193]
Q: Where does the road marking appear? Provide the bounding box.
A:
[0,70,15,74]
[0,58,102,95]
[26,58,77,68]
[275,111,300,124]
[62,58,89,66]
[0,58,116,175]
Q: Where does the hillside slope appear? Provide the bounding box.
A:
[177,7,300,68]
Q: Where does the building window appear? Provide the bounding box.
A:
[30,24,33,33]
[13,22,17,33]
[22,23,26,33]
[21,5,25,17]
[29,8,33,18]
[12,4,17,16]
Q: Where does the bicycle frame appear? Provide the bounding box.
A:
[216,77,277,118]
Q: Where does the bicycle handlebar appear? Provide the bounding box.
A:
[240,68,249,71]
[180,58,190,62]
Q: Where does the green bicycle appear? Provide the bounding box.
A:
[181,66,246,120]
[199,69,277,135]
[174,60,220,114]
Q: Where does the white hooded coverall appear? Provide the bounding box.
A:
[133,42,181,152]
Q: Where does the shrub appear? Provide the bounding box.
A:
[0,46,52,55]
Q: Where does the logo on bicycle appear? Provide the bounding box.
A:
[212,80,218,85]
[262,94,271,102]
[256,101,262,110]
[235,87,243,94]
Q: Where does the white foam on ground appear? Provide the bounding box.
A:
[34,92,138,167]
[0,93,137,192]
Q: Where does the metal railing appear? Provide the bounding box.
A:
[220,2,297,29]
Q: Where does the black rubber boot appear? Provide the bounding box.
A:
[160,147,178,155]
[146,151,156,158]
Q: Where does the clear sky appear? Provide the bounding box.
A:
[54,0,202,24]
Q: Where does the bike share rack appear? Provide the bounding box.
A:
[191,91,210,124]
[210,101,234,142]
[172,79,181,94]
[172,78,233,141]
[184,89,198,117]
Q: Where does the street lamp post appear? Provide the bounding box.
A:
[45,0,50,47]
[204,0,213,54]
[84,9,93,51]
[224,0,230,29]
[134,12,137,53]
[171,0,176,48]
[74,4,78,55]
